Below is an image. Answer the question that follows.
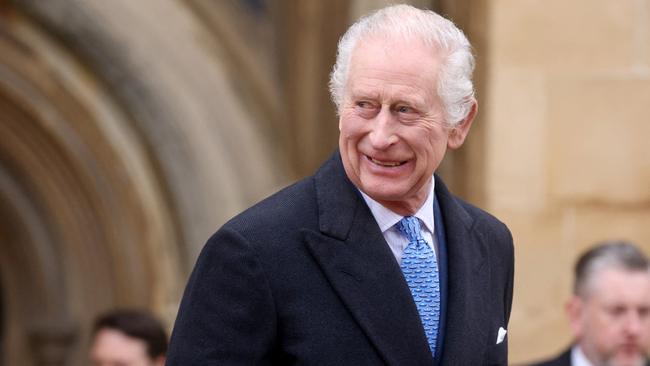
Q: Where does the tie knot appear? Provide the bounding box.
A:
[396,216,423,243]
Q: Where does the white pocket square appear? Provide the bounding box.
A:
[496,327,507,344]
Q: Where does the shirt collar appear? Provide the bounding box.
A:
[571,345,594,366]
[359,177,436,235]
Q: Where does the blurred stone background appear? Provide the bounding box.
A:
[0,0,648,364]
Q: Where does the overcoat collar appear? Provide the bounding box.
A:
[435,175,491,364]
[304,152,490,365]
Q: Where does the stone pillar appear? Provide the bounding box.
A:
[272,0,349,177]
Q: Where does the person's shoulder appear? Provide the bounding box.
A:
[224,151,350,235]
[442,187,511,239]
[525,360,559,366]
[435,176,513,257]
[456,195,506,227]
[224,175,318,234]
[525,348,572,366]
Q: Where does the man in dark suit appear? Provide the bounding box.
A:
[529,241,650,366]
[167,4,514,365]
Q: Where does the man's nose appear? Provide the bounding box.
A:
[368,107,398,149]
[623,312,644,336]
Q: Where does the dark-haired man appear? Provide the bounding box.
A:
[90,309,167,366]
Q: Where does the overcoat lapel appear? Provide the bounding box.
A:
[303,153,434,365]
[435,177,491,364]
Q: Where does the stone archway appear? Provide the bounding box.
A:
[0,11,185,364]
[0,0,293,363]
[14,0,291,262]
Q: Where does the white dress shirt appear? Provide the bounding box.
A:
[571,345,594,366]
[359,178,438,265]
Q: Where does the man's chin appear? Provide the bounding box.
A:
[358,183,409,203]
[607,352,646,366]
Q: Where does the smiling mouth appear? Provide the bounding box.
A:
[368,156,407,167]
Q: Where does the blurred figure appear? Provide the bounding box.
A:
[90,309,167,366]
[529,240,650,366]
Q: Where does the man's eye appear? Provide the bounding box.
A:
[607,306,626,317]
[354,101,378,118]
[396,105,413,114]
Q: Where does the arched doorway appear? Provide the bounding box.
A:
[0,9,184,365]
[0,1,291,363]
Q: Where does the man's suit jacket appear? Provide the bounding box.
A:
[167,151,514,365]
[528,347,650,366]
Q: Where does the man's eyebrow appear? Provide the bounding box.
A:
[348,90,427,106]
[394,97,426,107]
[348,89,379,99]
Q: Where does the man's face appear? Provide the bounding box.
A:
[569,268,650,366]
[90,328,163,366]
[338,36,474,215]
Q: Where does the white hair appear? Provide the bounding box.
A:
[328,4,475,126]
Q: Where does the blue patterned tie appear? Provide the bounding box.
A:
[397,216,440,357]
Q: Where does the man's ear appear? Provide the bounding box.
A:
[566,295,584,338]
[447,99,477,150]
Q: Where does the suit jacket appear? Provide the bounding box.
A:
[167,151,515,365]
[528,347,650,366]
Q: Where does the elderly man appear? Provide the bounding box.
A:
[530,241,650,366]
[167,4,514,365]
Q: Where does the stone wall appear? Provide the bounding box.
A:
[484,0,650,362]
